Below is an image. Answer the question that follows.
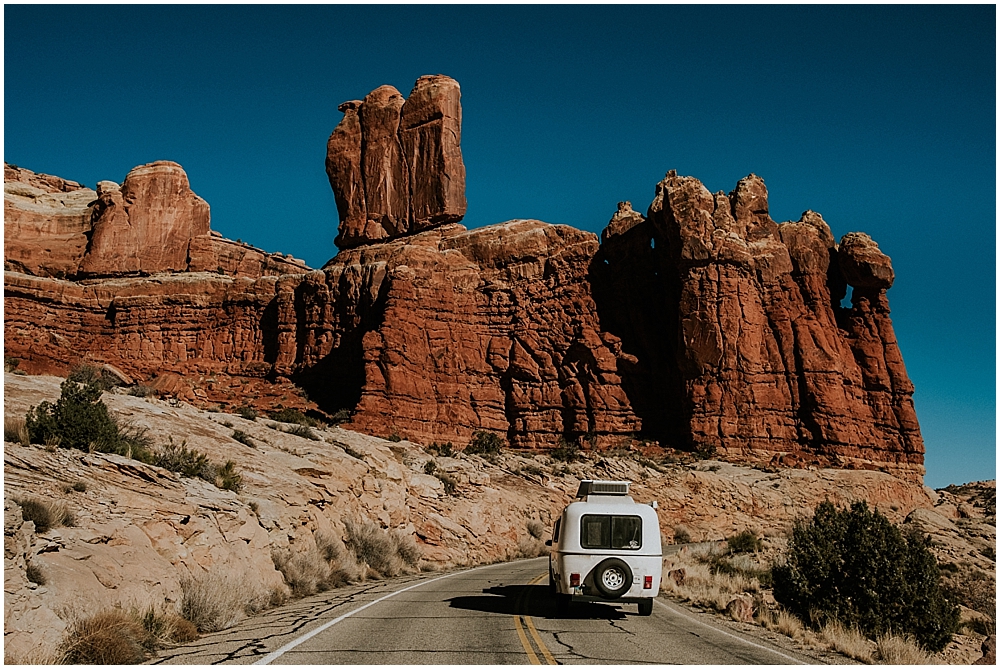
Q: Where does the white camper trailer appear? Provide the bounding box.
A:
[547,480,662,615]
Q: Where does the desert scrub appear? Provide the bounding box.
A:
[386,431,403,442]
[773,500,959,652]
[271,538,352,597]
[67,363,119,391]
[25,561,46,585]
[661,545,761,613]
[726,529,762,554]
[15,497,75,533]
[518,520,549,558]
[267,408,317,427]
[427,441,454,457]
[4,415,29,446]
[342,518,422,578]
[154,439,242,492]
[550,437,580,462]
[60,607,199,664]
[330,408,351,424]
[181,570,270,632]
[236,405,258,421]
[231,429,256,448]
[127,384,156,398]
[284,424,319,441]
[465,430,504,458]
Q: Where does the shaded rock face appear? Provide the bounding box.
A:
[592,170,922,475]
[327,75,466,249]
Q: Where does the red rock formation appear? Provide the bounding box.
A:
[3,161,922,480]
[4,164,95,277]
[328,76,466,249]
[619,170,923,475]
[78,161,211,276]
[4,161,308,281]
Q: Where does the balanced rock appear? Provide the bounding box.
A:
[328,75,466,249]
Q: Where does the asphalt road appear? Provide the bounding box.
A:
[153,557,821,665]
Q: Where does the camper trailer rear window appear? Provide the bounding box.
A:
[580,515,642,550]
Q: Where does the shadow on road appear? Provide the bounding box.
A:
[448,584,628,620]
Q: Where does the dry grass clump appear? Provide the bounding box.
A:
[819,621,875,663]
[390,529,422,569]
[59,607,198,664]
[5,415,30,445]
[661,545,761,612]
[15,497,75,533]
[875,633,933,664]
[757,608,808,641]
[344,517,401,577]
[180,570,270,632]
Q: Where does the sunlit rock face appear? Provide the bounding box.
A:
[326,75,466,249]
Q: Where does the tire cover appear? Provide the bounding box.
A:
[592,558,633,598]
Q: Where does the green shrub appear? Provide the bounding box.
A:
[772,500,959,652]
[387,432,403,443]
[127,385,156,398]
[727,530,762,554]
[67,363,118,391]
[551,437,580,462]
[26,378,119,451]
[231,430,256,448]
[330,408,351,424]
[673,526,691,544]
[465,430,504,457]
[268,408,316,427]
[428,441,454,457]
[424,460,437,474]
[236,405,258,421]
[285,424,319,441]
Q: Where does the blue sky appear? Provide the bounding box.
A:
[4,5,994,487]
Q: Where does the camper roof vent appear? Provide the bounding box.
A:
[576,480,630,498]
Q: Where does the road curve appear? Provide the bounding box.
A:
[152,557,822,665]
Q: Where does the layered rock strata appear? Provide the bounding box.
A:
[4,162,309,280]
[327,75,466,249]
[4,160,922,479]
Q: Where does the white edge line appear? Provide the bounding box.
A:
[654,599,809,665]
[253,560,515,665]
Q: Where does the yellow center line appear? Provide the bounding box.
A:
[514,580,541,664]
[512,572,558,665]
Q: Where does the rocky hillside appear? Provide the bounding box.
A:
[4,372,989,662]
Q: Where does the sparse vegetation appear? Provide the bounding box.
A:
[386,431,403,443]
[424,460,437,474]
[284,424,319,441]
[67,363,119,391]
[268,408,317,427]
[231,430,255,448]
[127,385,156,398]
[427,441,454,457]
[180,570,271,632]
[154,438,242,492]
[527,519,546,540]
[551,437,580,462]
[673,525,691,544]
[15,497,74,533]
[5,415,30,446]
[342,517,422,578]
[236,405,258,421]
[25,561,46,585]
[726,529,762,554]
[330,408,350,424]
[772,500,959,652]
[465,430,504,458]
[59,607,199,664]
[64,480,88,493]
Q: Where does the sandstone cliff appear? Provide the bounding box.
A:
[5,76,924,481]
[4,162,310,280]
